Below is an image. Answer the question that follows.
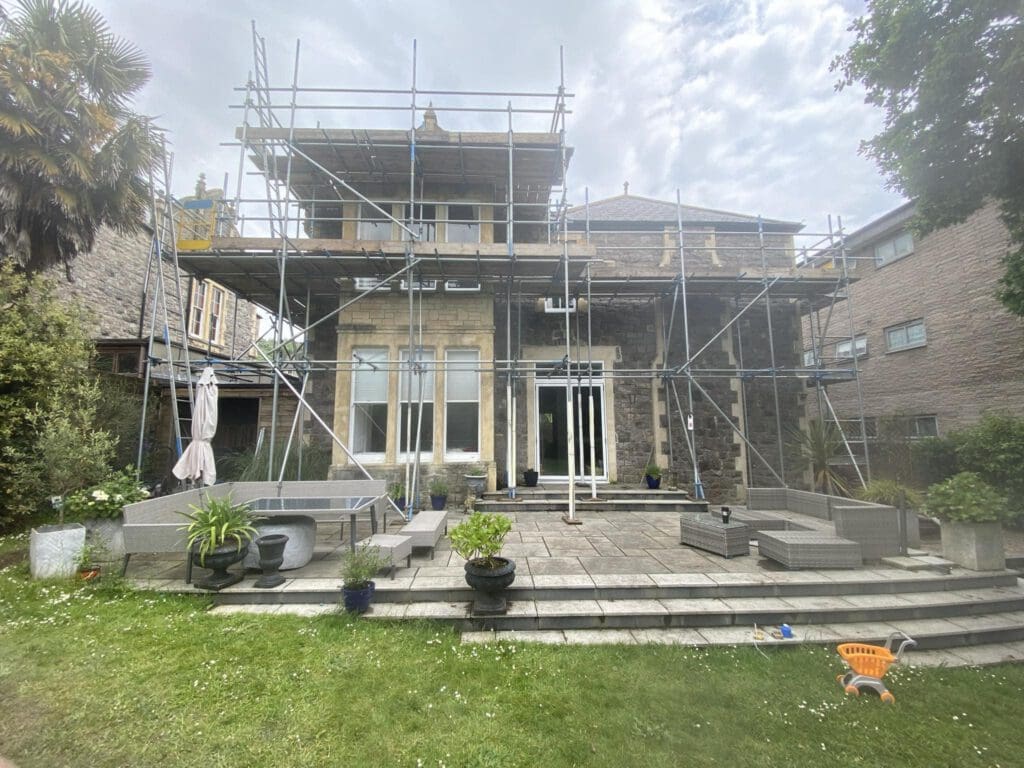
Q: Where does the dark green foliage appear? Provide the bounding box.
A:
[0,0,161,274]
[788,420,850,496]
[218,439,331,483]
[834,1,1024,316]
[924,471,1007,523]
[909,415,1024,517]
[855,479,923,510]
[0,264,114,526]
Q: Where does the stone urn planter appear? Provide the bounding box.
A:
[940,521,1005,571]
[464,557,517,615]
[193,542,250,591]
[464,473,487,499]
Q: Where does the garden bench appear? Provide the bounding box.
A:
[399,510,448,558]
[356,533,413,578]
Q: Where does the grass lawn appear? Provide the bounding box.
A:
[0,536,1020,768]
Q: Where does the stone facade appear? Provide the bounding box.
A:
[803,201,1024,434]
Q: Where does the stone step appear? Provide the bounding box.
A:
[207,570,1020,607]
[476,498,708,514]
[482,487,693,502]
[362,587,1024,635]
[458,616,1024,657]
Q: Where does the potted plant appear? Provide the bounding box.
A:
[63,468,149,560]
[389,482,407,513]
[449,511,515,615]
[341,545,387,614]
[428,477,449,511]
[643,463,662,490]
[924,471,1007,571]
[523,468,539,488]
[179,494,259,590]
[463,465,487,499]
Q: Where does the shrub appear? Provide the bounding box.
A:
[911,436,959,488]
[341,545,386,589]
[951,414,1024,516]
[428,477,449,496]
[63,469,149,521]
[449,511,512,568]
[643,463,662,479]
[923,472,1007,524]
[179,494,258,565]
[219,439,331,483]
[0,265,106,527]
[854,479,923,510]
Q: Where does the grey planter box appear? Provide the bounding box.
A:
[941,521,1005,571]
[30,523,86,579]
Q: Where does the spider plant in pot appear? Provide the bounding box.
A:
[449,511,515,615]
[341,545,387,614]
[643,463,662,490]
[428,476,449,511]
[179,494,259,591]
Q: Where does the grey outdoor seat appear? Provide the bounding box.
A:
[758,531,862,569]
[399,510,448,558]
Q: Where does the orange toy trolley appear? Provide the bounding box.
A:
[836,631,916,703]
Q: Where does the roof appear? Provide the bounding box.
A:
[566,194,803,232]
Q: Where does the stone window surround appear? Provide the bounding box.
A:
[522,345,619,483]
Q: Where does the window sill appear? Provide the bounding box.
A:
[445,453,481,463]
[885,342,927,354]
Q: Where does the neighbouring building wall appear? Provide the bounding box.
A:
[805,201,1024,436]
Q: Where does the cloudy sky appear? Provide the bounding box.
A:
[90,0,904,235]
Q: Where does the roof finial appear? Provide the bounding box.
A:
[623,181,629,196]
[195,173,207,199]
[419,102,441,132]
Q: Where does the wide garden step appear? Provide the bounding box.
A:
[359,586,1024,634]
[476,498,708,514]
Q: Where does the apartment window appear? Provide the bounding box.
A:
[543,296,577,314]
[353,277,389,292]
[445,279,481,292]
[189,280,226,345]
[399,279,438,292]
[403,203,437,242]
[351,348,389,459]
[446,205,480,244]
[885,319,926,352]
[911,415,938,438]
[802,349,818,367]
[398,348,434,457]
[874,231,914,267]
[358,202,394,240]
[835,334,868,360]
[445,349,480,459]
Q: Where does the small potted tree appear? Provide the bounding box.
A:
[924,472,1007,571]
[341,545,387,614]
[180,494,259,590]
[428,477,449,511]
[449,511,515,615]
[643,463,662,490]
[523,468,539,488]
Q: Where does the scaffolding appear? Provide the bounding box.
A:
[141,24,872,520]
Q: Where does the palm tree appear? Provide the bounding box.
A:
[788,419,850,496]
[0,0,160,276]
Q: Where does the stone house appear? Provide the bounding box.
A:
[800,199,1024,452]
[177,110,840,502]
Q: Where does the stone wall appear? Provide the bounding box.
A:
[801,201,1024,434]
[50,225,258,355]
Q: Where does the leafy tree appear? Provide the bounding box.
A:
[833,1,1024,315]
[0,0,159,276]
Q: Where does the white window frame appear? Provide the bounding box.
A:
[350,348,389,463]
[353,277,390,292]
[802,349,818,367]
[445,204,480,244]
[543,297,577,314]
[443,348,480,461]
[358,202,395,241]
[399,279,438,292]
[911,415,938,438]
[885,319,927,352]
[189,280,226,346]
[445,279,481,293]
[397,348,435,461]
[874,231,914,267]
[835,334,868,360]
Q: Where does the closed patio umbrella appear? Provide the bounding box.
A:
[172,366,219,486]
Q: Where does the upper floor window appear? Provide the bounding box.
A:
[358,202,394,240]
[885,319,926,352]
[874,231,914,267]
[446,205,480,244]
[802,349,818,367]
[403,203,437,242]
[836,334,868,360]
[190,280,226,346]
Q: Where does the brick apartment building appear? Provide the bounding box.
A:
[801,199,1024,446]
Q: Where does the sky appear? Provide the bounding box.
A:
[90,0,905,237]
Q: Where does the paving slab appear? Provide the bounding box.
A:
[404,602,468,619]
[526,556,587,575]
[631,628,709,645]
[659,598,731,614]
[649,573,717,588]
[209,604,281,615]
[530,573,596,589]
[597,599,668,616]
[562,629,638,645]
[277,604,338,617]
[409,575,468,590]
[534,600,603,617]
[588,573,657,588]
[580,556,668,574]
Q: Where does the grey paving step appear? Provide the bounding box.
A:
[482,488,693,502]
[477,498,708,514]
[459,616,1024,660]
[361,588,1024,635]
